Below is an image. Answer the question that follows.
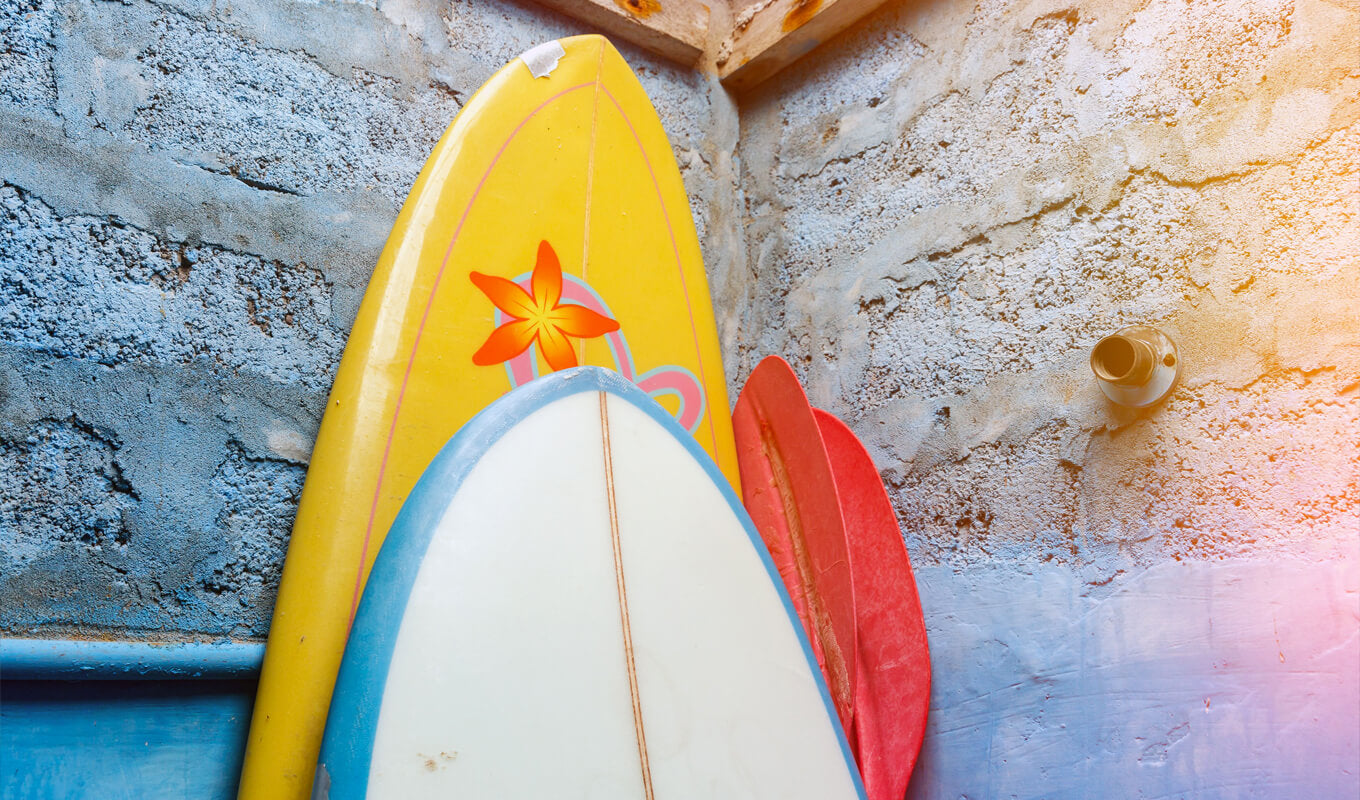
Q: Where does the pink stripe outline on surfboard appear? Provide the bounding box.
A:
[350,51,720,622]
[347,79,595,624]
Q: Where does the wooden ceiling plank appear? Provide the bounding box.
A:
[529,0,711,65]
[717,0,893,91]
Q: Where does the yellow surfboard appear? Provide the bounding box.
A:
[238,35,740,799]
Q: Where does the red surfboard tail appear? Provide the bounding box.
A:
[733,355,930,800]
[732,356,859,742]
[815,408,931,800]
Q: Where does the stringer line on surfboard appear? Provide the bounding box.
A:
[578,40,605,365]
[596,83,721,464]
[599,390,656,799]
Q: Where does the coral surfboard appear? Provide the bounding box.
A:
[732,356,860,738]
[814,408,930,800]
[313,368,865,800]
[240,36,739,799]
[733,356,930,799]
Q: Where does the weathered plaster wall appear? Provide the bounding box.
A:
[731,0,1359,794]
[0,0,742,638]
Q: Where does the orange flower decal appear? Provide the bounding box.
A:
[470,241,620,372]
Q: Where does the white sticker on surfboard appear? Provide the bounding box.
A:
[317,368,866,799]
[519,40,566,78]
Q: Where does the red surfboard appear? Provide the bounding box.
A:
[733,355,930,800]
[815,408,930,800]
[732,356,859,742]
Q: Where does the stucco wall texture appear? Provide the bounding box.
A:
[729,0,1359,795]
[1,0,1357,796]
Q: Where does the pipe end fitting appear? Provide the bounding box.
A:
[1090,325,1180,408]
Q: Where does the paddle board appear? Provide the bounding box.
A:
[313,368,865,800]
[733,356,930,799]
[815,408,930,800]
[240,35,739,799]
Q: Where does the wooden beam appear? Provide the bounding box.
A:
[529,0,711,66]
[717,0,893,91]
[524,0,893,85]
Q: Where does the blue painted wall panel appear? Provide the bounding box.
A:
[1,680,253,800]
[905,560,1360,799]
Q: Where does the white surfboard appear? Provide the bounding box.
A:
[315,367,865,800]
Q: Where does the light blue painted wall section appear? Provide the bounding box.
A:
[2,679,254,800]
[2,640,262,799]
[905,560,1360,799]
[9,554,1355,800]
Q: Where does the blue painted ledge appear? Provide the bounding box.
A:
[3,639,263,799]
[0,638,265,680]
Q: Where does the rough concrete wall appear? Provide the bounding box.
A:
[0,0,741,639]
[732,0,1358,795]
